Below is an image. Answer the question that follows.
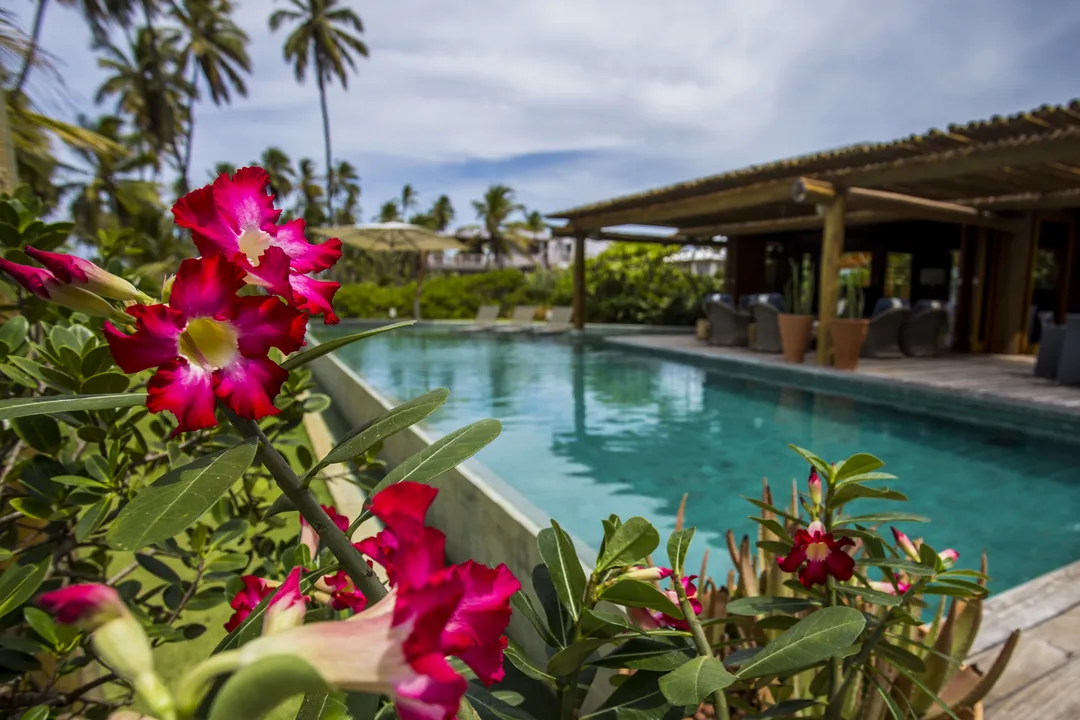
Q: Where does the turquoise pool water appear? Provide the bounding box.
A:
[318,326,1080,592]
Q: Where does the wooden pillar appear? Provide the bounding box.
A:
[816,195,847,366]
[0,88,17,193]
[952,226,976,352]
[573,234,586,330]
[724,236,767,302]
[988,214,1036,354]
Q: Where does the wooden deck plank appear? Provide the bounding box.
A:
[988,656,1080,719]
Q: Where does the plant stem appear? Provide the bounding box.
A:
[227,412,386,603]
[826,578,844,710]
[559,576,598,720]
[672,572,730,720]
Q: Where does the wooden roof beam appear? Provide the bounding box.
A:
[551,226,699,244]
[550,179,793,229]
[681,210,899,237]
[791,178,1016,230]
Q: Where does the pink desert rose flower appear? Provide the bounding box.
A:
[808,467,822,507]
[441,560,521,686]
[263,567,309,635]
[0,257,126,320]
[629,576,701,631]
[23,246,150,302]
[37,583,126,628]
[171,166,342,324]
[225,576,271,632]
[868,574,912,596]
[621,565,674,583]
[104,255,307,434]
[778,521,856,589]
[939,548,960,567]
[324,570,368,613]
[355,482,440,588]
[299,504,351,562]
[891,527,921,562]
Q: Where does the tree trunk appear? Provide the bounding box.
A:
[13,0,50,95]
[316,61,334,219]
[180,63,199,190]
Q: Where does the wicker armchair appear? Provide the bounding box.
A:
[901,300,949,357]
[862,298,909,358]
[749,295,785,353]
[703,294,750,347]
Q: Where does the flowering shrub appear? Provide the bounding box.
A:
[0,174,996,720]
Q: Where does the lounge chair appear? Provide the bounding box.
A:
[493,305,538,333]
[703,293,750,347]
[749,295,785,353]
[900,299,949,357]
[1034,311,1064,380]
[1056,314,1080,386]
[532,306,573,335]
[460,304,500,332]
[861,298,909,358]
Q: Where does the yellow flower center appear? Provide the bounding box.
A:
[237,226,272,267]
[805,541,830,563]
[179,318,239,370]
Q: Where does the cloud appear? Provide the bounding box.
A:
[14,0,1080,225]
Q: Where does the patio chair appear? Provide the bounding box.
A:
[749,296,785,353]
[861,298,910,359]
[493,305,538,333]
[532,306,573,335]
[900,299,949,357]
[703,293,750,346]
[1056,314,1080,387]
[460,304,500,332]
[1034,311,1065,380]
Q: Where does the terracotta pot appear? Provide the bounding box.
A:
[778,313,813,363]
[831,318,870,371]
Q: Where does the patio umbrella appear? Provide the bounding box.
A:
[313,222,465,319]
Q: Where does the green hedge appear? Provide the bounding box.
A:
[333,244,723,325]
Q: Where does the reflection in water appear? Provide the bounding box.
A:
[321,327,1080,591]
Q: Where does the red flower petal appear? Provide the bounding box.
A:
[394,652,467,720]
[330,588,368,613]
[147,358,217,434]
[0,257,56,299]
[104,304,185,373]
[213,355,287,420]
[241,245,293,299]
[211,166,282,232]
[231,295,307,357]
[23,246,93,284]
[173,185,242,259]
[37,584,123,626]
[777,545,807,572]
[288,273,340,324]
[169,256,246,320]
[271,219,342,274]
[443,561,519,686]
[825,549,855,582]
[800,560,829,589]
[370,482,438,528]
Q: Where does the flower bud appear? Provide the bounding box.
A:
[263,567,308,635]
[0,257,128,321]
[24,246,152,302]
[938,548,959,568]
[621,565,674,583]
[891,527,920,562]
[808,468,822,508]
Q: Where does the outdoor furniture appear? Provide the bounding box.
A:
[1034,312,1065,380]
[532,306,573,335]
[1057,314,1080,387]
[861,298,910,358]
[749,296,785,353]
[901,300,949,357]
[703,293,750,346]
[460,304,500,332]
[493,305,538,333]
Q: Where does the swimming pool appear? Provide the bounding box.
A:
[316,324,1080,592]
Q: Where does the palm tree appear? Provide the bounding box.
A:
[399,183,418,220]
[376,199,400,223]
[209,160,234,178]
[295,157,327,227]
[509,208,551,268]
[431,194,454,232]
[259,146,295,200]
[170,0,251,193]
[14,0,136,94]
[269,0,368,219]
[328,159,359,224]
[472,184,526,267]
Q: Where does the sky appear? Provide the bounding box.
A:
[13,0,1080,230]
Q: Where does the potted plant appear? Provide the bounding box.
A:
[779,254,815,362]
[831,270,869,370]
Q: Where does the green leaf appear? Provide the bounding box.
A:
[23,607,58,646]
[875,641,926,673]
[280,321,416,371]
[734,607,866,679]
[295,693,353,720]
[537,520,587,619]
[834,471,899,488]
[835,513,928,528]
[10,497,51,520]
[726,596,820,616]
[833,584,903,607]
[592,638,693,671]
[832,484,908,505]
[313,388,449,473]
[80,371,130,394]
[666,528,695,576]
[548,636,627,676]
[597,517,659,572]
[834,453,885,483]
[209,655,330,720]
[659,655,735,706]
[856,559,937,577]
[743,497,799,523]
[750,516,793,544]
[599,579,683,620]
[0,560,50,620]
[0,315,28,350]
[788,445,830,478]
[106,440,258,551]
[376,418,501,488]
[81,344,116,376]
[52,474,107,489]
[18,706,49,720]
[510,591,561,649]
[136,554,182,584]
[75,495,112,541]
[504,642,557,685]
[749,699,822,718]
[0,392,147,420]
[588,669,668,716]
[463,684,540,720]
[12,415,61,454]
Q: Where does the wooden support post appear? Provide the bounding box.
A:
[816,193,847,366]
[573,234,586,330]
[0,88,17,193]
